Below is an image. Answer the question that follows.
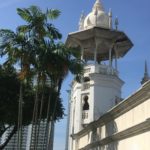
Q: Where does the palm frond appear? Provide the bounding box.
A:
[17,25,30,33]
[0,29,16,56]
[46,24,62,39]
[68,59,84,75]
[28,5,42,16]
[47,9,61,20]
[0,29,16,43]
[17,8,32,22]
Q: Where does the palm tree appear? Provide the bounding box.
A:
[0,64,64,149]
[0,29,34,149]
[16,6,63,149]
[17,5,62,40]
[36,40,83,149]
[0,6,74,149]
[16,5,83,149]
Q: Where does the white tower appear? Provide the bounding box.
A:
[65,1,133,150]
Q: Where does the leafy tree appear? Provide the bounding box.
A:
[16,6,83,149]
[0,28,35,149]
[17,5,62,39]
[0,5,83,149]
[0,65,64,149]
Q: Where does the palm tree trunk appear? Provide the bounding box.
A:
[51,79,62,121]
[43,92,51,150]
[46,79,63,149]
[35,81,45,149]
[30,76,40,150]
[17,83,23,150]
[46,120,55,150]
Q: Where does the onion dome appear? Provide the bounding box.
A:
[83,0,110,29]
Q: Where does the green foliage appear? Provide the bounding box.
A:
[0,65,64,126]
[47,9,61,20]
[0,5,83,148]
[17,5,62,39]
[0,65,20,125]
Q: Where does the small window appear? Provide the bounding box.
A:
[83,95,89,110]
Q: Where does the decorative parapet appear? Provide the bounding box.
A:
[84,64,118,76]
[79,118,150,150]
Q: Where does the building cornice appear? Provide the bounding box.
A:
[79,118,150,150]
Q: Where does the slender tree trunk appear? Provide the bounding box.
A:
[17,83,23,150]
[51,79,62,121]
[46,120,55,150]
[46,79,63,150]
[30,76,40,150]
[43,92,51,150]
[35,81,45,149]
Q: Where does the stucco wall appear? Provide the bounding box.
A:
[117,132,150,150]
[114,98,150,133]
[75,82,150,150]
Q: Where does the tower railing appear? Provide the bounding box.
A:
[84,64,118,76]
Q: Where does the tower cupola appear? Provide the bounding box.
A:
[66,2,133,64]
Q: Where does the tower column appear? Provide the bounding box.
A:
[94,41,99,64]
[81,47,84,60]
[94,48,97,64]
[109,48,112,67]
[115,50,118,70]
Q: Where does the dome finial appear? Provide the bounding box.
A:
[141,60,150,85]
[92,0,104,12]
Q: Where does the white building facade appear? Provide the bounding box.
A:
[72,81,150,150]
[66,0,150,150]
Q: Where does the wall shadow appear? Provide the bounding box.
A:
[105,120,118,150]
[89,119,118,150]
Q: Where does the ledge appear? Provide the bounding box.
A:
[79,118,150,150]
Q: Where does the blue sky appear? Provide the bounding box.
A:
[0,0,150,150]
